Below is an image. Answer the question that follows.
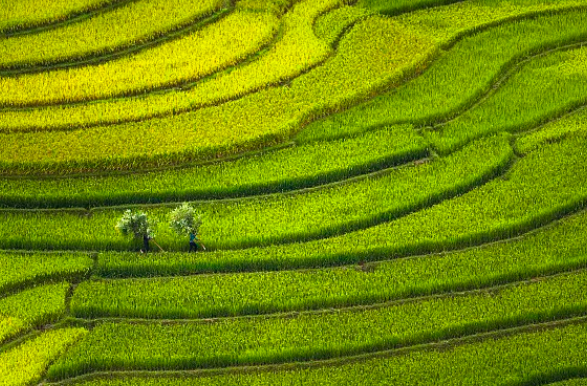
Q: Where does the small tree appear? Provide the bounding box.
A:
[116,210,156,252]
[169,203,203,251]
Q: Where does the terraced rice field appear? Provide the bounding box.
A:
[1,0,587,384]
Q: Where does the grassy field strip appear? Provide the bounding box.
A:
[0,126,427,209]
[46,270,587,379]
[0,0,349,133]
[85,209,587,318]
[428,46,587,153]
[0,12,279,107]
[515,106,587,155]
[0,252,92,295]
[299,9,587,142]
[0,328,87,386]
[92,132,587,272]
[0,0,129,36]
[1,0,583,175]
[0,135,510,251]
[50,321,587,386]
[0,0,223,70]
[0,11,230,83]
[0,283,70,346]
[426,41,587,133]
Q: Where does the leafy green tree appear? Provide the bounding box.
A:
[116,210,156,252]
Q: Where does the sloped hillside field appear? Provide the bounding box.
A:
[1,0,587,384]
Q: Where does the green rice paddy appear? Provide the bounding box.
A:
[1,0,586,384]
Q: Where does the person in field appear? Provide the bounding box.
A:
[142,234,151,253]
[189,231,205,252]
[116,210,156,253]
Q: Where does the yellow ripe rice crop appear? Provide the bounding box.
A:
[0,328,87,386]
[0,11,279,106]
[0,0,223,68]
[0,0,344,131]
[0,16,435,173]
[0,0,584,134]
[1,0,585,174]
[0,0,117,33]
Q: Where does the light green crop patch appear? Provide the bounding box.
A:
[555,46,587,77]
[0,316,26,344]
[0,0,118,33]
[63,322,587,385]
[428,46,587,153]
[0,11,280,106]
[237,0,299,14]
[0,0,223,68]
[394,0,587,44]
[548,380,587,386]
[299,10,587,142]
[0,252,93,293]
[515,109,587,155]
[0,328,87,386]
[0,283,70,345]
[314,5,372,46]
[51,271,587,378]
